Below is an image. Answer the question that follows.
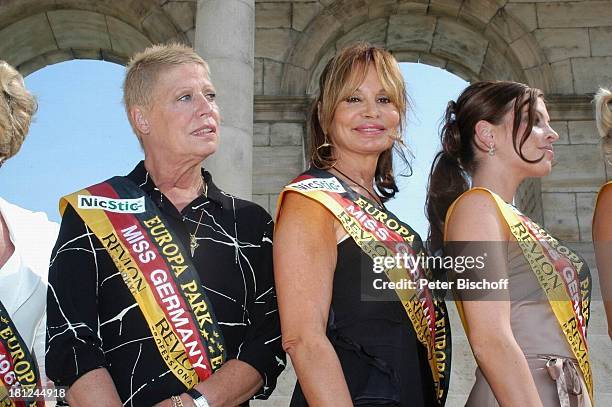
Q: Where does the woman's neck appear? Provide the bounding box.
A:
[472,165,523,204]
[144,157,205,211]
[332,154,377,189]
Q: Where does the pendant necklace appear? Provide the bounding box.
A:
[332,167,386,210]
[189,179,208,257]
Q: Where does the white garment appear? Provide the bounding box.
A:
[0,197,58,395]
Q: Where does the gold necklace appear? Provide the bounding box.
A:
[189,178,208,257]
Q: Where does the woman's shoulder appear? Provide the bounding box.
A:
[445,188,508,241]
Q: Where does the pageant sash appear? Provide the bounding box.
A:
[60,177,226,389]
[277,169,451,406]
[0,299,44,407]
[447,188,593,404]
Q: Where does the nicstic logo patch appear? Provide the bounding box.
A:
[78,195,146,213]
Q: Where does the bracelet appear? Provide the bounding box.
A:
[171,395,184,407]
[187,388,210,407]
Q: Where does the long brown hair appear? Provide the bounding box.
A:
[426,81,543,253]
[309,42,409,200]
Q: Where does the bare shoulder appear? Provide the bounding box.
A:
[276,191,338,238]
[594,184,612,240]
[446,189,509,242]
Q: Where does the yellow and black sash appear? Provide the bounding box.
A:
[447,188,593,404]
[277,169,451,406]
[0,299,44,407]
[60,177,226,389]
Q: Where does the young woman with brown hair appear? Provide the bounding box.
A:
[427,81,593,406]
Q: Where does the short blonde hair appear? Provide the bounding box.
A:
[0,61,37,165]
[594,87,612,161]
[123,43,209,136]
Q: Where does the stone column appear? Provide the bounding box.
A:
[195,0,254,199]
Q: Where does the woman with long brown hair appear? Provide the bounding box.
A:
[274,43,450,406]
[427,81,593,406]
[593,88,612,339]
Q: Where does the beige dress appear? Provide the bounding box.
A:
[466,243,591,407]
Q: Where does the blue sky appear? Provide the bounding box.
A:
[0,60,466,238]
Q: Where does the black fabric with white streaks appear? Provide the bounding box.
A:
[45,161,285,406]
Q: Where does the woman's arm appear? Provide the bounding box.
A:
[273,192,353,406]
[593,186,612,339]
[446,190,543,407]
[66,368,122,406]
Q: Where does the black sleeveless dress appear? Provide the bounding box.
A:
[290,238,436,406]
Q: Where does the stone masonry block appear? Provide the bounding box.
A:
[255,28,294,61]
[254,122,270,146]
[369,0,398,19]
[292,2,322,32]
[336,18,387,49]
[48,10,111,50]
[428,0,461,18]
[142,8,179,44]
[590,27,612,57]
[271,123,304,146]
[327,0,369,33]
[387,14,436,52]
[282,64,308,95]
[488,6,528,43]
[459,0,504,31]
[254,58,263,95]
[431,18,488,74]
[569,121,600,145]
[534,28,590,64]
[506,3,537,33]
[292,12,342,68]
[396,1,428,15]
[541,144,606,192]
[510,34,545,69]
[542,192,579,241]
[253,146,303,194]
[576,192,597,241]
[263,59,283,95]
[107,16,151,59]
[162,1,195,32]
[481,44,514,81]
[537,2,612,28]
[0,13,56,68]
[550,60,574,94]
[572,57,612,95]
[256,2,291,29]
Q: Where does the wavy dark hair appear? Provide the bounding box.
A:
[308,42,410,201]
[426,81,543,253]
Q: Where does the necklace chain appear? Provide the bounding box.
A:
[332,167,385,209]
[189,176,208,257]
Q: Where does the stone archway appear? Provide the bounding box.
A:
[268,1,550,222]
[0,0,195,75]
